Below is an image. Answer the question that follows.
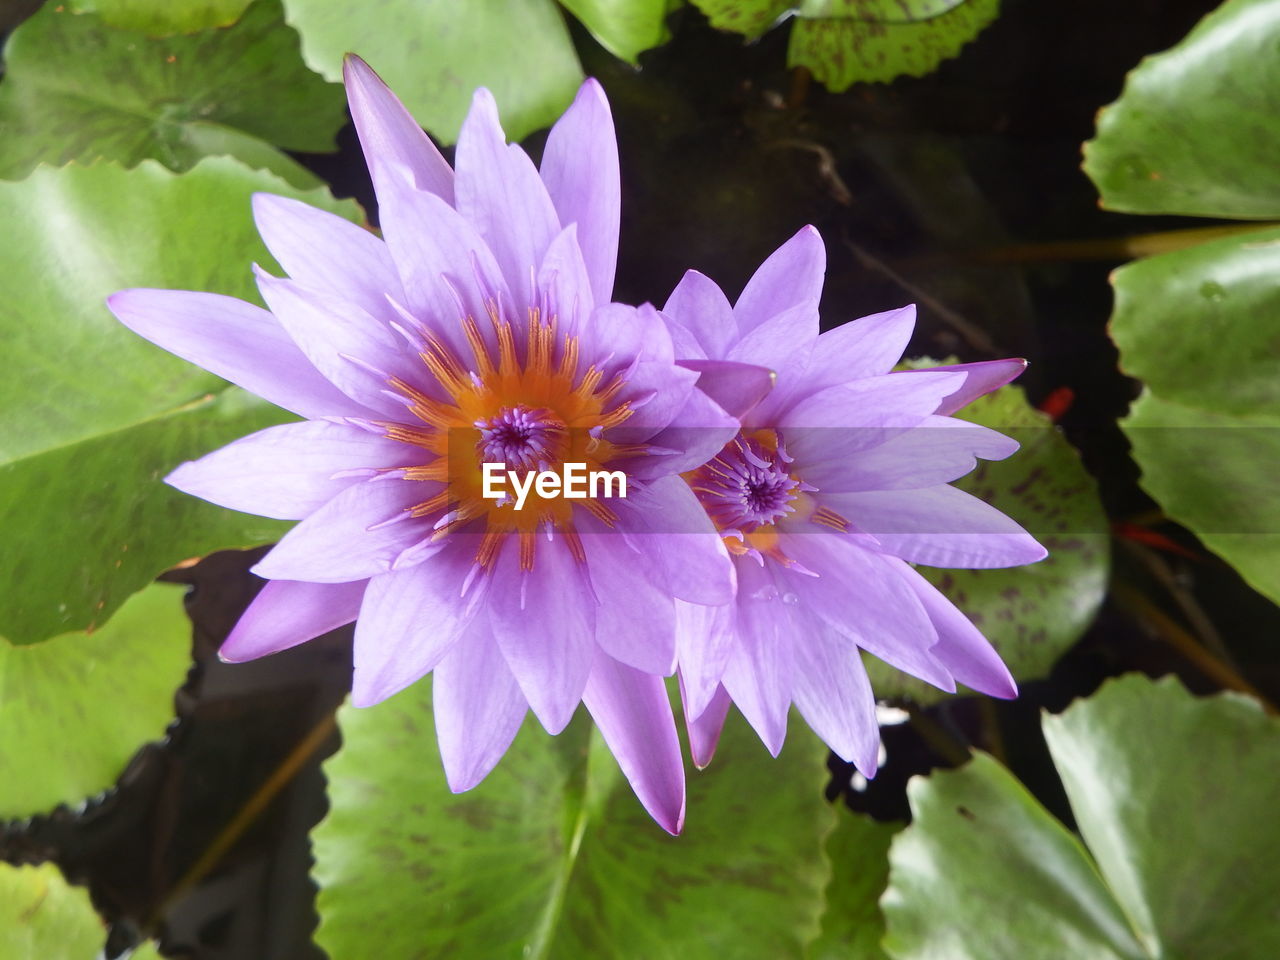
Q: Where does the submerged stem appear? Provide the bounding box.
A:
[1113,584,1276,714]
[145,711,337,933]
[958,221,1280,265]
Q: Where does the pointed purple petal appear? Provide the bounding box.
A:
[251,193,404,317]
[779,370,968,468]
[167,419,417,520]
[900,565,1017,699]
[220,578,366,662]
[780,370,968,430]
[663,268,736,359]
[373,165,512,361]
[917,358,1028,415]
[455,88,560,303]
[782,536,954,692]
[749,305,916,424]
[800,415,1019,494]
[733,225,825,334]
[433,616,528,790]
[254,271,416,416]
[685,681,731,769]
[726,299,819,369]
[791,620,881,775]
[824,485,1049,568]
[351,547,482,706]
[251,478,435,583]
[674,598,736,719]
[540,78,620,305]
[583,650,686,835]
[107,289,366,419]
[343,54,454,204]
[720,560,793,756]
[819,305,915,379]
[490,534,595,734]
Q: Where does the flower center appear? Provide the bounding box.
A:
[688,432,802,533]
[687,429,850,568]
[476,405,566,470]
[382,305,643,571]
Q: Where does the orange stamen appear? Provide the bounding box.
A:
[380,305,639,573]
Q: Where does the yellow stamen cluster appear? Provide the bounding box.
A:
[384,303,642,570]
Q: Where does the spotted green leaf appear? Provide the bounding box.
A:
[0,0,343,188]
[865,376,1109,703]
[283,0,583,144]
[882,675,1280,959]
[688,0,790,37]
[789,0,1001,90]
[0,158,361,645]
[796,0,970,15]
[314,685,833,959]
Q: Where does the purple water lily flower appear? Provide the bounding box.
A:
[662,227,1048,774]
[108,58,739,834]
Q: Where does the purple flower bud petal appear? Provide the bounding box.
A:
[541,79,620,307]
[220,578,366,663]
[583,650,686,836]
[433,623,528,792]
[733,225,825,335]
[107,289,367,419]
[167,419,416,520]
[343,54,455,204]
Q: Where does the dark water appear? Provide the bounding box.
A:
[5,1,1280,957]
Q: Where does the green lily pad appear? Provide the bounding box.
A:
[807,807,899,960]
[866,376,1110,703]
[0,862,162,959]
[0,0,343,188]
[1111,230,1280,419]
[797,0,971,14]
[66,0,254,35]
[314,684,833,959]
[788,0,1002,90]
[1084,0,1280,218]
[1112,229,1280,604]
[560,0,675,63]
[2,388,294,648]
[1083,3,1280,603]
[0,158,360,645]
[282,0,584,144]
[1123,395,1280,609]
[882,675,1280,959]
[687,0,790,38]
[0,584,191,820]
